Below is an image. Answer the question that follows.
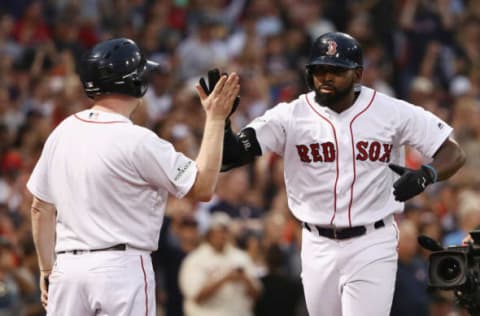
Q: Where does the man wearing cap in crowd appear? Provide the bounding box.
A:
[179,212,261,316]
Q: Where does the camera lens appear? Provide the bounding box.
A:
[437,257,462,281]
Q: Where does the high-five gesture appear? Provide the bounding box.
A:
[196,72,239,121]
[198,69,240,126]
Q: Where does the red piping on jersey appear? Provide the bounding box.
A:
[305,94,340,225]
[347,90,376,227]
[74,114,129,124]
[140,255,148,316]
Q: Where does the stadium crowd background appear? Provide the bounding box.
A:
[0,0,479,315]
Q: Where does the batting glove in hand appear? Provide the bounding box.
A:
[199,68,240,128]
[388,164,437,202]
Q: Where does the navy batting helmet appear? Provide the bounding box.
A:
[79,38,159,99]
[305,32,363,89]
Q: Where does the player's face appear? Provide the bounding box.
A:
[311,65,362,108]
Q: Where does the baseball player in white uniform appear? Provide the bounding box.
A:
[214,32,466,315]
[27,38,239,316]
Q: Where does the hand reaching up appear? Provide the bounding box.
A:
[196,71,240,122]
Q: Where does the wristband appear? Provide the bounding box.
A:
[423,164,438,183]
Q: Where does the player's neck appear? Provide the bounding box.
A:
[92,94,141,118]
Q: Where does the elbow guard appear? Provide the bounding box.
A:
[221,126,262,172]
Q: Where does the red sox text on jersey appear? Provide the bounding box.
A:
[296,141,393,163]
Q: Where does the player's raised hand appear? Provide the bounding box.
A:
[388,163,437,202]
[198,68,240,125]
[196,72,240,121]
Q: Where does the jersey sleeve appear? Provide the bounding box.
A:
[26,134,55,203]
[246,102,290,156]
[133,132,197,199]
[394,100,453,158]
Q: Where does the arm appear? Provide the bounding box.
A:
[31,196,56,310]
[194,271,234,303]
[186,74,240,201]
[221,125,262,172]
[31,196,56,273]
[194,268,260,303]
[389,137,466,202]
[239,270,261,300]
[429,137,466,181]
[198,69,261,172]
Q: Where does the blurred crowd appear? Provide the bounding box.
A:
[0,0,479,315]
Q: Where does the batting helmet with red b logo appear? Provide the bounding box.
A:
[305,32,363,89]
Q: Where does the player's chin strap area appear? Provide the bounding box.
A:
[221,126,262,172]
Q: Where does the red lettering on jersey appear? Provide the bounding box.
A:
[322,142,336,162]
[355,141,393,163]
[310,143,323,162]
[355,141,369,161]
[369,141,381,161]
[379,144,393,162]
[296,145,311,163]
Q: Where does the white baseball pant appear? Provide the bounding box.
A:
[301,216,399,316]
[47,248,155,316]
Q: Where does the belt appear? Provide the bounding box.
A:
[57,244,126,255]
[303,219,385,240]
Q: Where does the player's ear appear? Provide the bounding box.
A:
[354,67,363,83]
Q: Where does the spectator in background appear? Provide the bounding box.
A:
[443,189,480,247]
[209,167,263,236]
[254,244,304,316]
[428,290,457,316]
[0,151,23,212]
[179,212,261,316]
[361,41,395,96]
[143,66,173,128]
[175,13,230,81]
[236,229,267,278]
[11,1,50,47]
[449,96,480,187]
[154,198,200,316]
[0,236,36,316]
[0,0,476,314]
[391,220,430,316]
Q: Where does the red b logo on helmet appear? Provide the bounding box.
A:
[326,40,337,56]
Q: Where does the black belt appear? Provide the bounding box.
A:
[57,244,126,255]
[303,220,385,240]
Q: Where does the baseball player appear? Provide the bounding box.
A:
[27,38,239,316]
[207,32,466,315]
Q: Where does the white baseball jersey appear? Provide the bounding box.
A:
[27,109,197,252]
[248,86,452,227]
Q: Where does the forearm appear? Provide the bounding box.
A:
[190,117,226,200]
[194,276,228,303]
[430,137,466,181]
[221,127,261,172]
[31,197,56,272]
[242,276,261,300]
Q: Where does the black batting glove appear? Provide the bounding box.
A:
[388,163,438,202]
[199,68,240,128]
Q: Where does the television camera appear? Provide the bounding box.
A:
[419,230,480,316]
